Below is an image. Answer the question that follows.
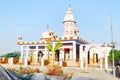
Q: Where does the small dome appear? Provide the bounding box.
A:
[41,29,58,39]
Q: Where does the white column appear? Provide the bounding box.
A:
[19,45,23,63]
[80,53,84,68]
[80,45,83,68]
[9,57,13,65]
[59,49,63,66]
[100,58,103,69]
[73,41,76,60]
[105,46,108,69]
[85,52,88,68]
[20,45,23,58]
[35,45,38,63]
[62,49,64,61]
[70,48,73,59]
[100,49,103,69]
[25,46,29,66]
[105,54,108,69]
[44,46,47,59]
[41,56,44,67]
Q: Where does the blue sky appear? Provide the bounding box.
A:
[0,0,120,55]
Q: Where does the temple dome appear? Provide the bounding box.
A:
[41,29,57,40]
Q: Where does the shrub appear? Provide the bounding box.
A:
[62,61,67,67]
[44,59,49,66]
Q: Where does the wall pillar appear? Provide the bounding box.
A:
[44,46,47,59]
[9,57,13,65]
[80,53,84,68]
[105,54,108,69]
[100,49,103,69]
[104,45,108,69]
[19,45,23,64]
[25,46,29,66]
[100,57,103,69]
[85,52,88,68]
[70,48,73,60]
[80,45,84,68]
[20,45,23,58]
[35,45,38,63]
[62,49,64,61]
[41,56,44,67]
[73,41,76,61]
[59,49,63,66]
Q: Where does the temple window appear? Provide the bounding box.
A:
[74,31,77,36]
[83,46,86,51]
[70,23,73,27]
[66,31,68,35]
[66,23,69,27]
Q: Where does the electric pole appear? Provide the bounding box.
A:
[110,13,115,77]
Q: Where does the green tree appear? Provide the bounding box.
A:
[0,51,21,58]
[108,49,120,61]
[46,38,62,65]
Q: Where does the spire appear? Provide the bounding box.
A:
[63,6,75,22]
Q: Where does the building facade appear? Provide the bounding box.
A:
[17,6,112,69]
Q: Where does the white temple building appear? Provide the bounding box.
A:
[17,6,113,69]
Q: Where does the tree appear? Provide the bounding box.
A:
[108,49,120,61]
[46,38,62,65]
[0,51,21,58]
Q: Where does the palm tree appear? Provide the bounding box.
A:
[46,38,62,65]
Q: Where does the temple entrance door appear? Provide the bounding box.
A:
[88,51,90,64]
[38,51,43,63]
[93,53,98,64]
[64,48,70,61]
[87,47,99,68]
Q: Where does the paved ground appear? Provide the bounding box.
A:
[1,64,120,80]
[62,67,120,80]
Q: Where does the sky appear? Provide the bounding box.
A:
[0,0,120,55]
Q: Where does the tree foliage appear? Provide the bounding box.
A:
[54,38,62,52]
[108,49,120,61]
[46,38,62,65]
[0,51,21,58]
[46,38,62,52]
[46,39,53,51]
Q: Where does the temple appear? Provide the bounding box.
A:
[17,6,113,69]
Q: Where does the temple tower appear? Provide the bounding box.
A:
[63,6,79,37]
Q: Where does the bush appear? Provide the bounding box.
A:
[46,65,63,76]
[44,59,49,66]
[13,58,19,64]
[62,61,67,67]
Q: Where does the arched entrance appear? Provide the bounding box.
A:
[38,51,44,63]
[64,48,70,61]
[87,47,99,67]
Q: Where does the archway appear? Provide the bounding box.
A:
[64,48,70,61]
[38,51,44,63]
[87,47,99,67]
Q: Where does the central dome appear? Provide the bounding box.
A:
[41,29,57,40]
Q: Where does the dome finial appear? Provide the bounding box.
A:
[18,34,22,41]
